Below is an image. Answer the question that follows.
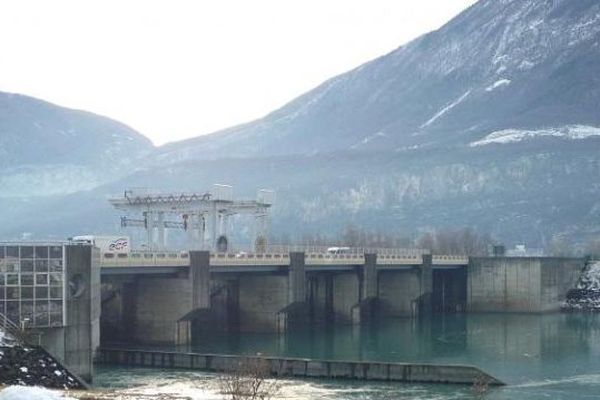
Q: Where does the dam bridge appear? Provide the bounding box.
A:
[99,244,584,347]
[100,245,473,346]
[101,185,472,344]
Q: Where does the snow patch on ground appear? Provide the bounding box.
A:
[277,77,341,123]
[470,125,600,147]
[350,132,387,149]
[421,90,471,128]
[518,60,535,70]
[486,79,511,92]
[0,386,73,400]
[577,263,600,291]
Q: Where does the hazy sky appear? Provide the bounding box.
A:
[0,0,476,145]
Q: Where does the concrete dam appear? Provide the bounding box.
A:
[0,188,588,383]
[0,241,586,384]
[93,187,584,345]
[99,248,584,346]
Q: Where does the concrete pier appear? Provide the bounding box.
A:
[352,253,378,324]
[97,347,504,386]
[288,252,306,303]
[190,251,211,309]
[277,252,308,332]
[378,268,422,317]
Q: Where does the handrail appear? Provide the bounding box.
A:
[0,312,24,345]
[0,311,43,346]
[98,251,469,267]
[124,245,430,256]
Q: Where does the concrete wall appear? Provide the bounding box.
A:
[238,274,288,332]
[378,269,422,317]
[40,327,66,363]
[98,348,504,385]
[332,273,360,322]
[432,269,467,313]
[41,245,100,383]
[100,276,137,343]
[306,272,360,324]
[540,258,583,311]
[134,277,192,343]
[307,274,330,324]
[468,257,584,313]
[209,276,239,331]
[63,246,100,382]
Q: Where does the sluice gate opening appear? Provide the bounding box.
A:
[432,268,467,314]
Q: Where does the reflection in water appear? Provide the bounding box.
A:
[98,314,600,399]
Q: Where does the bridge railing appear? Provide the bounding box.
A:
[432,255,470,265]
[210,251,366,266]
[0,311,42,345]
[99,250,190,268]
[98,248,469,268]
[210,252,290,266]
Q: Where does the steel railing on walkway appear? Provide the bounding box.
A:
[98,246,470,268]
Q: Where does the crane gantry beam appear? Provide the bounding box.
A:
[109,185,274,252]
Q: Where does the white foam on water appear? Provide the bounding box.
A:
[511,373,600,388]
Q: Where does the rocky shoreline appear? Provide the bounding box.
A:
[563,262,600,311]
[0,345,85,390]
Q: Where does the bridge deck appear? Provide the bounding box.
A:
[98,250,468,271]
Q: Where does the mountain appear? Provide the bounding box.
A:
[0,92,153,196]
[2,0,600,249]
[154,0,600,162]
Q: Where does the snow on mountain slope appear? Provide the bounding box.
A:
[153,0,600,163]
[470,125,600,147]
[3,0,600,248]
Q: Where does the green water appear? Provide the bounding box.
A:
[95,313,600,399]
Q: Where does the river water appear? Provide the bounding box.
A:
[94,313,600,399]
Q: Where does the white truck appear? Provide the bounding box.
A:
[70,235,130,254]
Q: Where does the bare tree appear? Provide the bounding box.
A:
[217,358,280,400]
[416,231,435,251]
[584,237,600,258]
[416,227,493,255]
[471,374,490,399]
[547,235,573,257]
[341,224,413,249]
